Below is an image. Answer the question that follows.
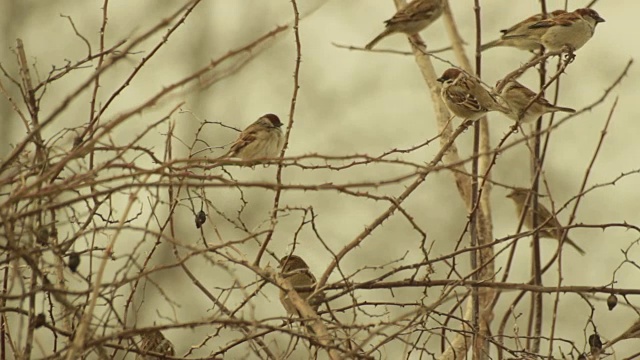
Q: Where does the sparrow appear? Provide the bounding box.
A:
[503,8,605,52]
[497,79,575,123]
[365,0,444,50]
[481,10,567,51]
[136,330,175,360]
[437,68,510,121]
[507,188,585,255]
[225,114,284,161]
[279,255,324,317]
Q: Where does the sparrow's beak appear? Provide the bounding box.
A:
[436,77,445,83]
[595,15,605,23]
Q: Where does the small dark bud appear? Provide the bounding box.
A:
[34,313,46,328]
[36,227,49,245]
[588,333,602,350]
[607,293,618,311]
[73,137,83,147]
[195,210,206,229]
[68,252,80,272]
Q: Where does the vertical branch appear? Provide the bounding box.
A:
[22,260,38,359]
[528,1,548,353]
[0,253,7,360]
[15,38,46,360]
[445,1,495,358]
[15,39,46,165]
[388,0,497,358]
[442,3,473,71]
[254,0,302,266]
[87,0,107,141]
[471,1,482,358]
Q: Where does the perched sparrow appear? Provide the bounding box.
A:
[136,330,175,360]
[279,255,324,316]
[497,79,575,123]
[437,68,510,121]
[507,188,585,255]
[503,8,605,52]
[225,114,284,161]
[481,10,567,51]
[365,0,444,50]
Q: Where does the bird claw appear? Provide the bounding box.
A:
[462,119,475,128]
[561,45,576,63]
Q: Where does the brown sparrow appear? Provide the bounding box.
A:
[225,114,284,161]
[437,68,510,121]
[365,0,444,50]
[279,255,324,316]
[497,79,575,123]
[504,8,605,52]
[507,188,585,255]
[481,10,567,51]
[136,330,175,359]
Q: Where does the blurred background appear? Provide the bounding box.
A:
[0,0,637,358]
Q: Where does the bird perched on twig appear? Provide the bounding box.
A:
[507,188,585,255]
[224,114,284,161]
[365,0,444,50]
[135,330,175,360]
[437,68,510,121]
[278,255,324,316]
[497,79,575,123]
[481,10,567,52]
[500,8,605,53]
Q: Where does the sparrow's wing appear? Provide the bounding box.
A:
[447,87,485,112]
[500,14,543,35]
[385,1,438,25]
[501,10,566,35]
[513,83,538,98]
[228,130,258,156]
[529,13,579,29]
[507,81,553,107]
[533,203,563,230]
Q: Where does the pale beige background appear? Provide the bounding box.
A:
[0,0,638,359]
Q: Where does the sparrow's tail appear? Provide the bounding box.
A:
[480,39,501,52]
[365,29,392,50]
[552,105,576,114]
[565,237,586,256]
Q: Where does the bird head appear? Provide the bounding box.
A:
[279,255,309,272]
[575,8,605,24]
[437,68,463,84]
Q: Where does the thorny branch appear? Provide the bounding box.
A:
[0,1,635,360]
